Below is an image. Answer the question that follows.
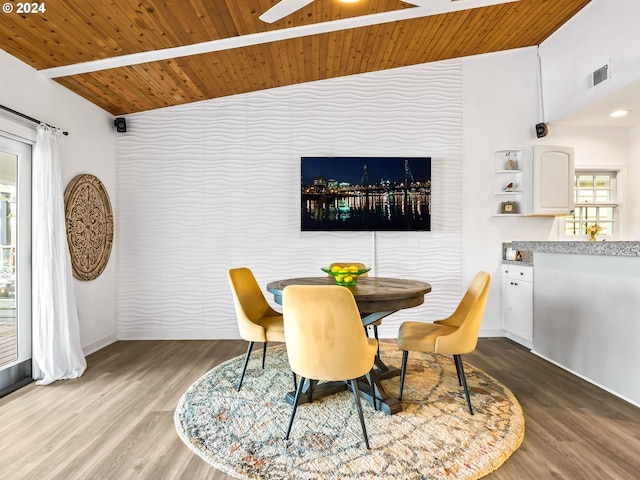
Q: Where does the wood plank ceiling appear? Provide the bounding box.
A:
[0,0,592,116]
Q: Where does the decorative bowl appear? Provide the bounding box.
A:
[321,266,371,286]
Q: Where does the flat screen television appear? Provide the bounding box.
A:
[301,156,431,231]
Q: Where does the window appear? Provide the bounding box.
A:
[565,171,618,239]
[0,134,32,395]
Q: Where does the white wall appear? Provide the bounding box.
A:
[542,125,631,239]
[536,0,640,240]
[116,60,469,339]
[539,0,640,123]
[2,0,633,348]
[118,45,578,340]
[630,125,640,239]
[463,47,556,328]
[0,49,118,354]
[119,34,639,341]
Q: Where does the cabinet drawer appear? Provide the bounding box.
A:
[502,264,533,282]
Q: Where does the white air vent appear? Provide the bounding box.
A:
[592,64,609,87]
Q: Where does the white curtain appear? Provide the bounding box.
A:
[32,124,86,385]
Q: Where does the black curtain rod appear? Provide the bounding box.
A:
[0,104,69,136]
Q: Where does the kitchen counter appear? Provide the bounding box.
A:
[516,246,640,407]
[511,240,640,257]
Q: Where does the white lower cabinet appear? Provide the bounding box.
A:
[501,264,533,347]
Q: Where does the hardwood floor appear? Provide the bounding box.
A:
[0,338,638,479]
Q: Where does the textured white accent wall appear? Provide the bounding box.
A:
[116,60,463,339]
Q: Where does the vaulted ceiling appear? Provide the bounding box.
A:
[0,0,592,116]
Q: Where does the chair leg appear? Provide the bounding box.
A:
[366,372,378,411]
[262,342,267,369]
[453,355,463,386]
[454,354,474,415]
[285,376,306,440]
[399,350,409,401]
[349,379,371,450]
[373,325,380,358]
[292,371,298,391]
[237,341,255,391]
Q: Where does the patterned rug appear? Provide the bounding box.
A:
[175,343,524,479]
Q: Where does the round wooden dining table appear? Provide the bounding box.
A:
[267,276,432,326]
[266,276,432,414]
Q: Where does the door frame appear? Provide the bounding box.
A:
[0,133,33,396]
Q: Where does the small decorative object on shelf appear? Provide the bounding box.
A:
[585,223,602,241]
[321,265,371,285]
[505,152,516,170]
[501,201,517,214]
[492,149,525,217]
[505,247,520,261]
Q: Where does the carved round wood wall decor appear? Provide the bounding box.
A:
[64,174,114,281]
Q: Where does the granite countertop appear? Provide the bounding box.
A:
[511,241,640,257]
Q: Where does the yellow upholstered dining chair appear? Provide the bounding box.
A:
[228,267,286,391]
[397,271,491,414]
[282,285,378,449]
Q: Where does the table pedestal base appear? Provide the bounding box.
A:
[285,359,403,415]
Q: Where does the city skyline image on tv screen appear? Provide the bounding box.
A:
[301,156,431,231]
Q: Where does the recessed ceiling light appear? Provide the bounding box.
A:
[339,0,360,3]
[610,109,631,118]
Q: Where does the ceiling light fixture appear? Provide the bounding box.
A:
[610,109,631,118]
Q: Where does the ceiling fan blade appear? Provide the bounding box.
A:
[259,0,315,23]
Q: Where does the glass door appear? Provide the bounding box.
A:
[0,134,31,396]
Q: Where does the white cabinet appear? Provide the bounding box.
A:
[531,145,574,215]
[492,146,574,217]
[501,264,533,347]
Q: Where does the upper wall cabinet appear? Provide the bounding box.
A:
[492,146,574,217]
[531,145,574,216]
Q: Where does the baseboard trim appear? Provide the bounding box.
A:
[117,329,240,340]
[480,328,506,337]
[82,333,118,356]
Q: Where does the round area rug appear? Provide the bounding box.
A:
[175,343,524,479]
